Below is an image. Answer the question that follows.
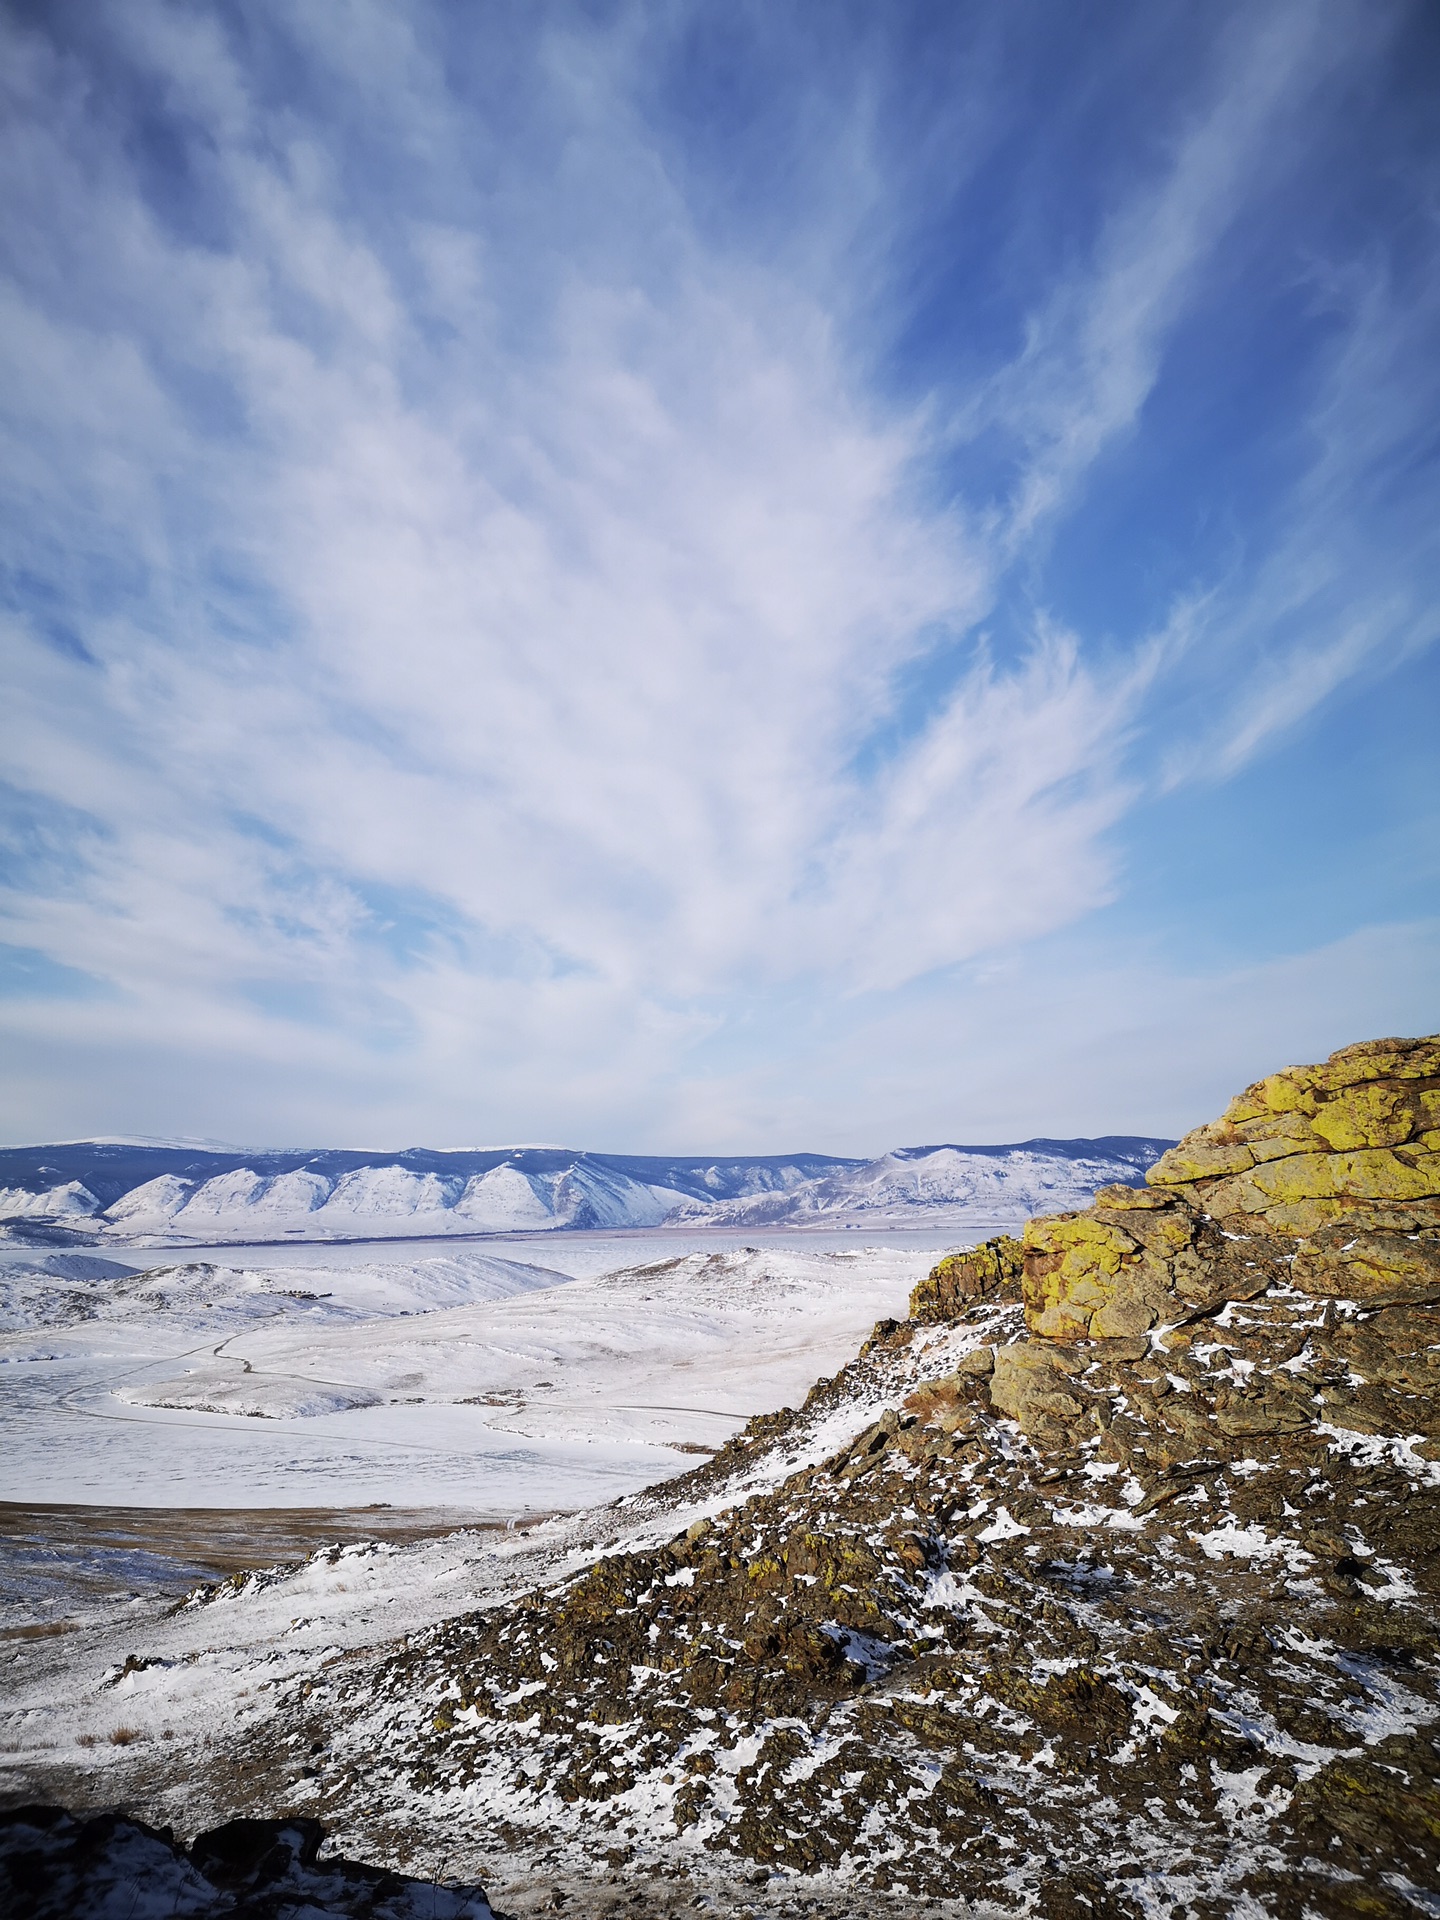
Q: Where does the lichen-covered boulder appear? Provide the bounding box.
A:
[1021,1183,1280,1340]
[986,1341,1088,1439]
[1022,1187,1193,1340]
[909,1235,1023,1321]
[1021,1034,1440,1340]
[1146,1034,1440,1235]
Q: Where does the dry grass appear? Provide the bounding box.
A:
[109,1725,144,1746]
[76,1732,99,1748]
[903,1376,966,1426]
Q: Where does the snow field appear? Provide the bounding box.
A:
[0,1240,944,1514]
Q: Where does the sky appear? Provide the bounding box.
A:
[0,0,1437,1155]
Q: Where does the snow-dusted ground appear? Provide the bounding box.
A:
[0,1235,952,1525]
[0,1226,961,1877]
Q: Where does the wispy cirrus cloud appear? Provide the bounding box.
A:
[1155,242,1440,788]
[0,0,1435,1148]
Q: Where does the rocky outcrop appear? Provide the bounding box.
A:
[907,1233,1023,1320]
[1021,1034,1440,1341]
[315,1248,1440,1915]
[1149,1035,1440,1231]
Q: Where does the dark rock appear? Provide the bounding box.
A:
[0,1805,499,1918]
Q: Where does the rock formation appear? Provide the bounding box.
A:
[1023,1033,1440,1341]
[0,1806,497,1918]
[908,1233,1023,1320]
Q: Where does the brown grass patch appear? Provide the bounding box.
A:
[109,1725,144,1746]
[904,1375,966,1425]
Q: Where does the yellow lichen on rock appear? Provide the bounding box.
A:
[1141,1127,1255,1183]
[1221,1069,1318,1124]
[1020,1211,1169,1340]
[908,1235,1023,1322]
[1148,1034,1440,1235]
[1234,1152,1346,1203]
[1308,1078,1416,1150]
[1017,1032,1440,1339]
[1240,1121,1325,1161]
[1312,1035,1440,1085]
[1250,1197,1348,1235]
[987,1342,1088,1437]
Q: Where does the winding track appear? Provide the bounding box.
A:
[42,1325,750,1453]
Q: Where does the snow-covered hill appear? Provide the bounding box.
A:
[664,1139,1167,1227]
[0,1136,1170,1245]
[0,1240,930,1512]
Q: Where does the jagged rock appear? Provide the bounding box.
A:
[0,1806,497,1917]
[1020,1034,1440,1338]
[1292,1226,1440,1304]
[1322,1305,1440,1391]
[995,1667,1134,1759]
[909,1234,1024,1320]
[1289,1730,1440,1880]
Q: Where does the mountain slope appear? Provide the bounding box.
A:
[3,1037,1435,1917]
[281,1034,1440,1911]
[0,1137,1171,1243]
[669,1137,1166,1227]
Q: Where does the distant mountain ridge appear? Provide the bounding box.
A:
[0,1136,1172,1244]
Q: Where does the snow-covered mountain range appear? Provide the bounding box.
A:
[0,1136,1171,1245]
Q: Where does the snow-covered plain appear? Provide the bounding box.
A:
[0,1235,947,1524]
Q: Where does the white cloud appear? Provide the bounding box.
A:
[642,917,1440,1153]
[0,0,1432,1146]
[1157,243,1440,787]
[959,0,1363,547]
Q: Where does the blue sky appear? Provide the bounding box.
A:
[0,0,1436,1152]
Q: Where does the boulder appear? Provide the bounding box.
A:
[1020,1034,1440,1339]
[1021,1188,1192,1340]
[987,1342,1090,1440]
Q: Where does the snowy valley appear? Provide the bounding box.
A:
[0,1237,937,1526]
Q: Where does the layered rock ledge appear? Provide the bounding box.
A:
[1024,1033,1440,1343]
